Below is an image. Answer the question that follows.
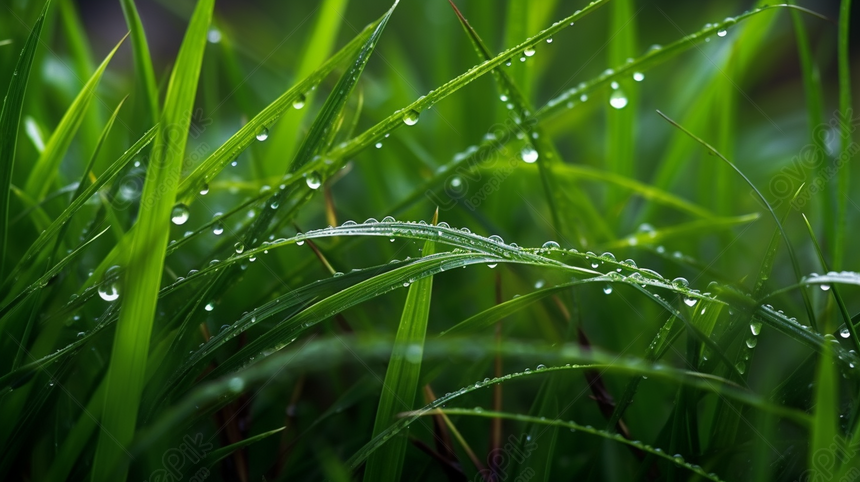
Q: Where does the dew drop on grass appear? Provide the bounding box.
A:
[212,221,224,236]
[683,296,697,307]
[405,344,422,363]
[292,93,306,109]
[256,126,269,141]
[671,277,689,289]
[199,183,209,195]
[488,234,504,244]
[820,284,831,291]
[546,37,553,44]
[487,263,498,269]
[535,279,545,289]
[750,321,762,336]
[98,268,120,302]
[633,72,645,82]
[234,242,245,254]
[524,46,536,57]
[521,146,539,163]
[402,109,420,126]
[735,361,746,374]
[207,27,222,43]
[375,141,383,149]
[840,327,851,338]
[305,171,322,190]
[228,377,244,392]
[609,89,628,109]
[603,284,613,295]
[746,337,758,348]
[171,203,190,225]
[205,302,215,312]
[717,28,727,37]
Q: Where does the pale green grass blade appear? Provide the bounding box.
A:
[605,0,637,211]
[90,0,213,479]
[810,342,839,481]
[0,1,47,280]
[263,0,349,176]
[23,34,125,201]
[120,0,160,123]
[364,212,437,482]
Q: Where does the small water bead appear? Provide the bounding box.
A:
[199,183,210,195]
[488,234,504,244]
[171,203,190,225]
[212,220,224,236]
[746,337,758,348]
[609,89,628,109]
[305,171,322,190]
[673,454,685,464]
[207,27,222,43]
[820,284,831,291]
[633,72,645,82]
[717,29,727,37]
[603,285,613,295]
[671,277,689,289]
[402,109,420,126]
[610,81,619,90]
[228,377,245,393]
[487,263,498,269]
[546,37,553,44]
[382,216,396,223]
[521,146,539,163]
[98,278,120,302]
[292,93,306,109]
[524,46,536,57]
[542,240,560,250]
[683,296,697,307]
[375,142,383,149]
[205,302,215,312]
[256,127,269,141]
[841,327,851,338]
[735,361,746,374]
[535,279,545,289]
[750,321,762,336]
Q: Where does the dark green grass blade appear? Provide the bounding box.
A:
[834,0,853,269]
[364,212,437,482]
[0,1,48,280]
[90,0,213,479]
[656,110,818,332]
[120,0,159,123]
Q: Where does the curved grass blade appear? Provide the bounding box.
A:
[0,1,48,280]
[364,211,437,482]
[23,33,126,201]
[656,110,818,332]
[90,0,213,479]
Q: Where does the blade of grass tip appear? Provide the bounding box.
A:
[802,213,856,346]
[90,0,213,480]
[363,207,437,482]
[834,0,853,270]
[656,110,818,331]
[58,0,101,153]
[120,0,160,123]
[0,0,48,281]
[263,0,349,177]
[605,0,637,214]
[23,33,126,202]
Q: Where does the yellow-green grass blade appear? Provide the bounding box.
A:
[23,34,125,201]
[120,0,160,123]
[364,212,437,482]
[605,0,637,211]
[810,341,839,481]
[90,0,213,479]
[262,0,349,176]
[0,1,48,280]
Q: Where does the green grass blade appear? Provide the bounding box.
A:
[810,342,839,481]
[90,0,213,479]
[364,212,437,482]
[605,0,637,212]
[120,0,160,123]
[834,0,853,269]
[263,0,349,176]
[0,1,48,280]
[23,34,125,201]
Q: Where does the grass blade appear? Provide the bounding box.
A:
[120,0,160,123]
[90,0,213,479]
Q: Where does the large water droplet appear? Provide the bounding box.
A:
[521,146,539,163]
[199,183,209,195]
[820,284,831,291]
[750,321,762,336]
[98,282,119,301]
[402,109,420,126]
[171,203,190,225]
[524,46,536,57]
[609,89,628,109]
[683,296,697,307]
[212,221,224,236]
[717,29,727,37]
[306,171,322,190]
[292,93,306,109]
[256,126,269,141]
[234,242,245,254]
[840,327,851,338]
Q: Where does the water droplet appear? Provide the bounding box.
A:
[199,183,209,195]
[207,27,222,43]
[256,126,269,141]
[228,377,244,392]
[488,234,504,244]
[603,285,613,295]
[683,297,697,307]
[171,203,190,225]
[671,277,689,289]
[820,284,831,291]
[609,89,628,109]
[405,344,423,363]
[542,240,560,250]
[633,72,645,82]
[524,46,536,57]
[234,242,245,254]
[212,221,224,236]
[292,93,306,109]
[735,361,746,374]
[717,29,727,37]
[487,263,498,269]
[305,171,322,189]
[746,337,758,348]
[521,146,539,163]
[402,109,420,126]
[98,280,119,302]
[673,454,685,463]
[205,302,215,312]
[840,327,851,338]
[546,37,553,44]
[375,142,383,149]
[535,279,545,289]
[750,321,762,336]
